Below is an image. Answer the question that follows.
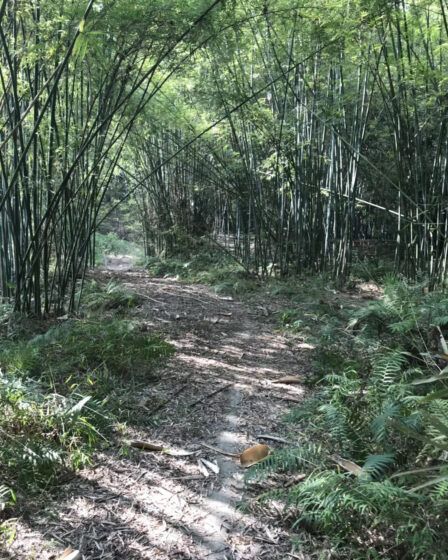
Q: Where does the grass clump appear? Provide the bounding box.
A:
[0,284,173,502]
[2,318,173,401]
[0,371,110,485]
[81,280,140,311]
[146,252,259,294]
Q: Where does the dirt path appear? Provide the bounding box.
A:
[7,264,314,560]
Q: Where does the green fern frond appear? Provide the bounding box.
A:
[399,412,422,432]
[389,318,417,334]
[429,479,448,500]
[318,403,350,446]
[245,443,325,480]
[372,351,406,394]
[371,402,403,442]
[362,453,395,479]
[284,471,420,534]
[322,371,361,396]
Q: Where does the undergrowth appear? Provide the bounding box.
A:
[80,280,140,311]
[0,280,173,513]
[146,252,260,294]
[250,275,448,558]
[95,232,143,266]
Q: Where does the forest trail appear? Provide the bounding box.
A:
[9,263,313,560]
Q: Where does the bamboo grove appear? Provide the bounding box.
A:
[128,0,448,285]
[1,0,448,315]
[0,0,227,314]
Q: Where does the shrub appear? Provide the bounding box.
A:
[0,370,111,486]
[1,318,173,398]
[146,251,257,294]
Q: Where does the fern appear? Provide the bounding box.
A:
[245,443,325,480]
[322,369,361,397]
[285,471,420,533]
[372,351,407,395]
[429,480,448,500]
[371,401,403,443]
[420,399,448,456]
[82,281,140,311]
[265,276,448,557]
[362,453,395,479]
[318,403,351,448]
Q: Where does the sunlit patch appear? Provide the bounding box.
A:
[7,273,309,558]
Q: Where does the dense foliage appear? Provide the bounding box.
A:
[2,0,448,313]
[128,0,448,286]
[0,0,227,313]
[0,281,173,523]
[250,277,448,558]
[2,0,448,557]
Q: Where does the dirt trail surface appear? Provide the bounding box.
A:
[7,260,314,560]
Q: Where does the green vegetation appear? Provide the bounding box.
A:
[2,318,172,399]
[1,0,448,556]
[0,281,173,507]
[250,276,448,558]
[146,252,260,295]
[94,233,144,266]
[3,0,448,314]
[81,280,140,310]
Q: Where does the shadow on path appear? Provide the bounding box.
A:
[5,266,313,560]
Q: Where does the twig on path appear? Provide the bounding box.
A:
[148,371,196,415]
[128,440,198,456]
[188,382,232,408]
[57,550,81,560]
[129,441,164,451]
[253,536,279,545]
[272,375,302,384]
[158,290,209,307]
[256,434,294,445]
[269,394,302,404]
[134,292,167,306]
[170,474,205,481]
[201,443,240,458]
[134,470,148,484]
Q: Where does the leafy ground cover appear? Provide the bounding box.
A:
[146,252,261,295]
[95,232,144,266]
[0,280,173,542]
[247,275,448,558]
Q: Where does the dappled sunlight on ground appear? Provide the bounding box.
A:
[6,267,314,560]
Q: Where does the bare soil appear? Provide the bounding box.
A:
[5,258,316,560]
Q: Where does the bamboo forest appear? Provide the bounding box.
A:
[2,0,448,558]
